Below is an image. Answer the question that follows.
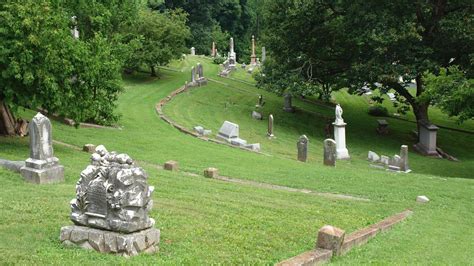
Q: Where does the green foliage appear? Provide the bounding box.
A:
[125,9,190,76]
[423,66,474,123]
[0,0,123,125]
[213,54,227,65]
[368,105,389,117]
[259,0,474,125]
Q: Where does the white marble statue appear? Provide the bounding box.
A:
[335,104,344,124]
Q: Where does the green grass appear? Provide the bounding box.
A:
[0,56,473,264]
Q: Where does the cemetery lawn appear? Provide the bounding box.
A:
[0,56,473,264]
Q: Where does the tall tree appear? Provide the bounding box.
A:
[259,0,474,129]
[0,0,123,135]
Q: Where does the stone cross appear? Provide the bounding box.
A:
[283,93,294,112]
[20,112,64,183]
[324,139,337,166]
[267,114,274,137]
[250,35,257,65]
[399,145,410,172]
[261,46,266,63]
[297,135,309,162]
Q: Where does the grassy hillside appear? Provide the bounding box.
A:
[0,56,472,264]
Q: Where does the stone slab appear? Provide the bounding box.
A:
[164,161,179,171]
[0,159,25,173]
[60,225,160,256]
[204,167,219,178]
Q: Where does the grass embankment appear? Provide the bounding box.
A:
[0,56,473,264]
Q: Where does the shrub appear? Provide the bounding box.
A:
[368,105,389,117]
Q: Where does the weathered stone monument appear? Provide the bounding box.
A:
[228,37,236,67]
[191,66,196,84]
[399,145,410,172]
[283,93,294,112]
[20,113,64,184]
[60,145,160,256]
[261,46,266,64]
[190,47,195,55]
[267,114,274,138]
[323,139,337,166]
[297,135,309,162]
[414,120,440,157]
[189,64,207,87]
[250,35,257,65]
[256,94,265,108]
[333,104,350,159]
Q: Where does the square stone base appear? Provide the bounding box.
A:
[60,225,160,257]
[20,165,64,184]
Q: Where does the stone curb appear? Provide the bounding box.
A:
[276,210,412,265]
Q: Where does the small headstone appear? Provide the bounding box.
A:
[83,144,96,153]
[368,151,380,162]
[380,155,390,165]
[190,47,195,55]
[316,225,345,255]
[217,121,239,140]
[297,135,309,162]
[283,93,294,112]
[20,112,64,184]
[193,126,204,135]
[244,143,261,152]
[414,120,440,157]
[416,195,430,203]
[267,114,274,137]
[399,145,410,172]
[252,111,262,120]
[323,139,337,166]
[164,160,179,171]
[204,167,219,178]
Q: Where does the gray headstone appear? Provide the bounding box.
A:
[70,145,155,233]
[217,121,239,139]
[368,151,380,162]
[324,139,337,166]
[20,112,64,184]
[283,93,294,112]
[414,120,439,156]
[297,135,309,162]
[267,114,274,137]
[252,111,262,120]
[261,47,266,63]
[380,155,390,165]
[399,145,410,172]
[191,66,196,83]
[197,63,204,78]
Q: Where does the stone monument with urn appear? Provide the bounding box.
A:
[332,104,350,159]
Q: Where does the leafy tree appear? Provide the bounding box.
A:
[125,9,190,76]
[0,0,123,135]
[259,0,474,130]
[423,66,474,123]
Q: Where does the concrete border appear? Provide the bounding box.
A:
[276,210,412,265]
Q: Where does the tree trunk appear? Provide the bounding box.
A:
[0,100,17,136]
[150,65,157,77]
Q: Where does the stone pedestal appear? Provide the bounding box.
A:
[20,162,64,184]
[414,120,439,157]
[332,122,350,159]
[60,225,160,257]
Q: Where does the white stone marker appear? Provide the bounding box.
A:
[332,104,350,159]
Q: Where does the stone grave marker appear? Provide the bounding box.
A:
[333,104,350,159]
[20,112,64,184]
[324,139,337,166]
[283,93,294,112]
[297,135,309,162]
[267,114,274,137]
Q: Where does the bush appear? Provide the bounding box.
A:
[368,105,389,117]
[213,55,226,64]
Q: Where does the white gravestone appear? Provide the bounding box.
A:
[190,47,195,55]
[20,113,64,184]
[332,104,350,159]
